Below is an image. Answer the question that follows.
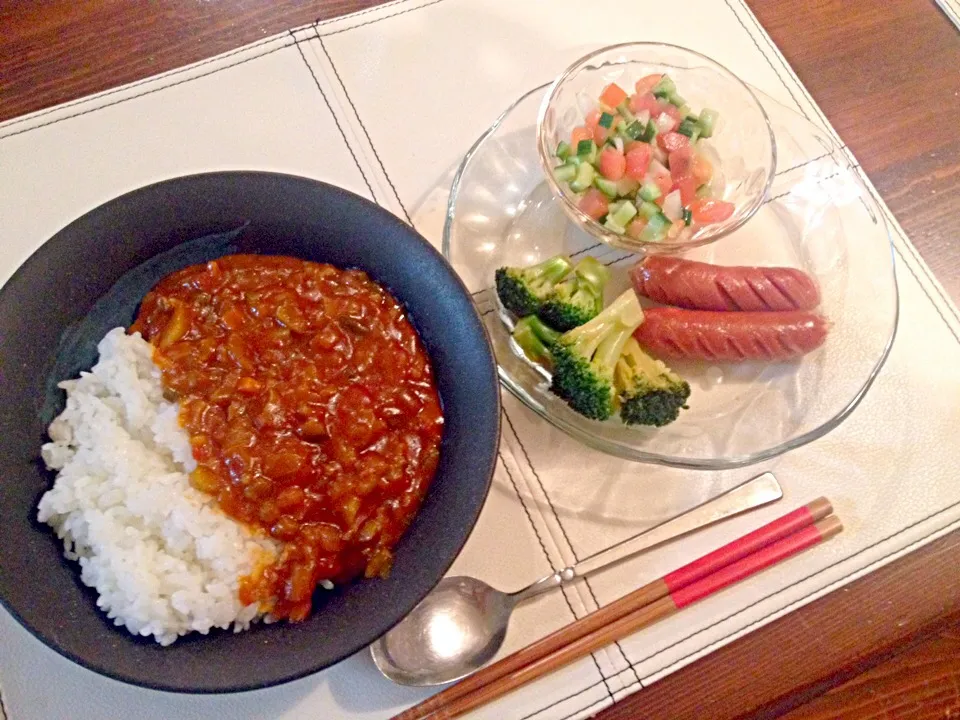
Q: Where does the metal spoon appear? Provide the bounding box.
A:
[371,472,783,686]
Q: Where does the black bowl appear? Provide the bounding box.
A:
[0,172,500,692]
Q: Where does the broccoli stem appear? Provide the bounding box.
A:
[512,316,561,365]
[549,289,647,421]
[562,288,644,350]
[572,256,610,294]
[536,255,575,285]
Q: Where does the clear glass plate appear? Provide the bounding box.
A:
[443,84,898,469]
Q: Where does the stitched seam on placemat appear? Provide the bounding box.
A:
[498,450,617,701]
[523,680,642,720]
[934,0,960,26]
[315,34,414,224]
[314,0,418,29]
[721,0,807,119]
[0,0,444,135]
[515,234,960,720]
[0,34,288,132]
[501,409,642,688]
[0,42,293,142]
[317,0,450,38]
[729,0,960,330]
[855,167,960,330]
[288,33,379,203]
[538,496,960,720]
[733,0,834,135]
[633,455,960,679]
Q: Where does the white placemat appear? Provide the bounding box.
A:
[934,0,960,28]
[2,1,959,718]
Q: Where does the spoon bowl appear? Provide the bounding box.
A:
[370,577,517,686]
[370,473,782,687]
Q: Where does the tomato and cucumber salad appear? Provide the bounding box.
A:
[551,74,736,243]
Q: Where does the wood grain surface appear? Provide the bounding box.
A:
[2,0,959,718]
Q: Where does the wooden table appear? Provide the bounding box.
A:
[2,1,959,717]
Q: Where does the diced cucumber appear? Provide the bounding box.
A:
[639,182,662,202]
[639,121,657,143]
[682,208,693,226]
[624,120,646,140]
[696,184,712,199]
[698,108,719,139]
[677,105,692,119]
[667,92,686,108]
[616,177,640,197]
[569,162,596,192]
[594,176,620,199]
[556,141,571,161]
[677,118,699,138]
[576,139,598,164]
[640,212,670,242]
[616,100,636,123]
[639,200,662,220]
[610,200,638,227]
[651,75,676,99]
[598,112,615,129]
[553,164,577,183]
[689,128,701,144]
[603,217,626,235]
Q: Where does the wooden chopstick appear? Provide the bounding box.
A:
[393,499,837,720]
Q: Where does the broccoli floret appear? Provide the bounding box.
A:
[495,255,573,317]
[538,256,611,332]
[550,289,645,421]
[616,338,691,427]
[511,315,561,366]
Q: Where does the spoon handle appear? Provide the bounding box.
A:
[510,471,783,605]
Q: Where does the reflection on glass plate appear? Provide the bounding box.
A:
[443,84,898,469]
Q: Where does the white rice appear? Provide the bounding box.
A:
[38,328,279,645]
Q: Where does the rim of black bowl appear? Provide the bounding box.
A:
[0,171,501,693]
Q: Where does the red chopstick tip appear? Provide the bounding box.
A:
[806,497,833,521]
[815,515,843,540]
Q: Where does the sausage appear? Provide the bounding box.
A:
[634,307,828,362]
[630,256,821,312]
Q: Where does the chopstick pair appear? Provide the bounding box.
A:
[394,497,840,720]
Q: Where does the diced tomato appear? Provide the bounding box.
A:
[598,147,626,180]
[626,217,648,239]
[629,92,661,116]
[585,109,602,131]
[668,146,694,181]
[675,176,698,207]
[658,103,682,122]
[691,152,713,184]
[690,199,736,225]
[652,169,673,199]
[625,145,652,180]
[578,188,610,220]
[634,74,663,95]
[624,140,645,154]
[599,83,628,109]
[571,126,593,147]
[657,132,689,154]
